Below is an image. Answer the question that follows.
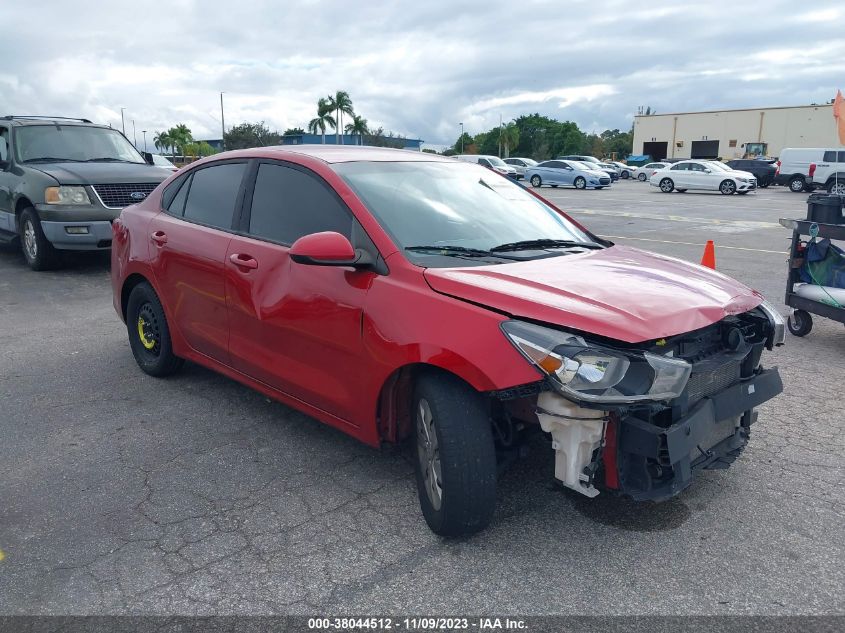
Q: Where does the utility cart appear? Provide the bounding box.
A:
[780,217,845,336]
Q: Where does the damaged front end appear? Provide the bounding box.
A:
[499,301,785,501]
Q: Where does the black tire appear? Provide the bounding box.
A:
[659,178,674,193]
[595,186,604,190]
[789,176,805,193]
[621,171,630,179]
[574,176,586,190]
[676,188,687,193]
[126,282,184,377]
[19,207,58,271]
[412,372,496,536]
[530,175,542,187]
[787,310,813,337]
[637,173,647,181]
[719,179,737,195]
[737,191,749,195]
[551,184,559,188]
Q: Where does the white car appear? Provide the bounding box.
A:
[608,161,634,179]
[454,154,518,178]
[650,160,757,195]
[633,162,672,181]
[503,157,538,179]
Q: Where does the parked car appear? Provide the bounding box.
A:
[144,152,179,172]
[608,161,634,179]
[633,162,672,181]
[112,145,784,536]
[726,159,776,188]
[557,154,602,167]
[595,162,620,182]
[650,159,757,195]
[455,154,518,178]
[0,115,169,270]
[526,160,611,189]
[774,148,845,194]
[503,157,537,179]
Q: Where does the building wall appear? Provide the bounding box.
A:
[633,104,838,160]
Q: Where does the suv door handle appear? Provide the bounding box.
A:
[151,231,167,245]
[229,253,258,269]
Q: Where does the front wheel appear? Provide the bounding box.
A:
[828,181,845,195]
[659,178,674,193]
[720,179,737,195]
[20,208,58,271]
[787,310,813,337]
[574,176,586,190]
[126,282,184,377]
[621,171,630,179]
[413,372,497,536]
[637,173,647,181]
[530,175,542,187]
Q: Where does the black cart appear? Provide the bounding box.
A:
[780,217,845,336]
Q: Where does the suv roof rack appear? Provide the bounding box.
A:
[2,115,93,123]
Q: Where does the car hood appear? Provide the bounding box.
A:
[30,162,170,185]
[423,245,762,343]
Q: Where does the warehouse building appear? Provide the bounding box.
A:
[632,103,837,161]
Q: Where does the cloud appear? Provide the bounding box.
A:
[0,0,842,147]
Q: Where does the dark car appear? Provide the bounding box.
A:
[0,115,169,269]
[726,159,777,188]
[111,145,784,536]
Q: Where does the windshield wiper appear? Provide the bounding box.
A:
[489,238,602,253]
[406,245,495,257]
[84,157,138,163]
[22,157,82,163]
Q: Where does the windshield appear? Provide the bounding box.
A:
[486,156,507,167]
[15,125,146,164]
[335,161,595,266]
[152,154,176,167]
[706,161,730,171]
[522,158,537,166]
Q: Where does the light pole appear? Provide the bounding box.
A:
[120,108,126,135]
[132,120,137,147]
[220,92,226,151]
[459,122,464,153]
[142,130,147,152]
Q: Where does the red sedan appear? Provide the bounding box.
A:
[111,146,784,535]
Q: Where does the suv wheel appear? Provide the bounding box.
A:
[719,179,737,195]
[126,282,184,377]
[20,207,58,271]
[789,176,805,193]
[412,372,497,536]
[828,181,845,195]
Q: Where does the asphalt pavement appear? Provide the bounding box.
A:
[0,181,843,616]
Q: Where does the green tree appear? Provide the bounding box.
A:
[307,97,335,144]
[499,121,519,158]
[344,114,369,145]
[153,131,173,157]
[327,91,354,145]
[167,124,193,156]
[283,127,305,136]
[223,122,281,150]
[452,132,473,154]
[183,141,216,158]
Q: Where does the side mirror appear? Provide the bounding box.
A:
[290,231,361,266]
[142,151,154,165]
[704,168,712,173]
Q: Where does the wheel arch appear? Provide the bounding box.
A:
[121,272,153,321]
[14,196,35,231]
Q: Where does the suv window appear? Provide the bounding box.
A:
[183,162,247,229]
[247,163,352,245]
[670,163,688,171]
[824,151,836,162]
[839,151,845,163]
[0,126,8,162]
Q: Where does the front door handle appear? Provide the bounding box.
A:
[151,230,167,245]
[229,253,258,269]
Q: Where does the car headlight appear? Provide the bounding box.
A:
[45,186,91,205]
[757,299,785,347]
[736,177,749,183]
[501,320,691,404]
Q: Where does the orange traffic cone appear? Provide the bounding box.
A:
[700,240,716,269]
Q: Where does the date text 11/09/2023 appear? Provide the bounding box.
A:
[307,617,528,630]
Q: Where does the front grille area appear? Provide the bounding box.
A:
[92,182,159,208]
[599,177,611,185]
[687,358,742,404]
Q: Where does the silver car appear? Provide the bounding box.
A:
[525,159,612,189]
[503,157,538,179]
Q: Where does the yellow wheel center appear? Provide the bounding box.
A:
[137,316,156,350]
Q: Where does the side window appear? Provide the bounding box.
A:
[838,151,845,163]
[823,151,836,162]
[670,163,687,171]
[247,163,352,245]
[0,127,8,161]
[166,174,192,216]
[183,162,247,229]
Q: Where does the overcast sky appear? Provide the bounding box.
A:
[1,0,842,149]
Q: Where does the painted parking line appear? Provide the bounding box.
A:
[566,208,780,230]
[601,234,787,255]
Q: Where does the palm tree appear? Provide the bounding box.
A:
[499,122,520,158]
[307,98,336,144]
[344,114,369,145]
[153,131,172,157]
[327,91,354,145]
[167,124,193,157]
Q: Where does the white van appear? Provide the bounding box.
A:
[775,148,845,194]
[454,154,518,178]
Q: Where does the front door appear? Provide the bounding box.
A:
[225,161,376,420]
[148,160,249,364]
[0,125,14,233]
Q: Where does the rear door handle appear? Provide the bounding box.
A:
[229,253,258,269]
[151,231,167,245]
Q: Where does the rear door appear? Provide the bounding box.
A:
[148,160,249,364]
[225,160,376,420]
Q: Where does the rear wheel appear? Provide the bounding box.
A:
[126,282,184,377]
[789,176,805,193]
[787,310,813,337]
[659,178,674,193]
[412,372,497,536]
[530,175,542,187]
[637,173,647,181]
[20,208,58,271]
[574,176,586,190]
[720,179,737,195]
